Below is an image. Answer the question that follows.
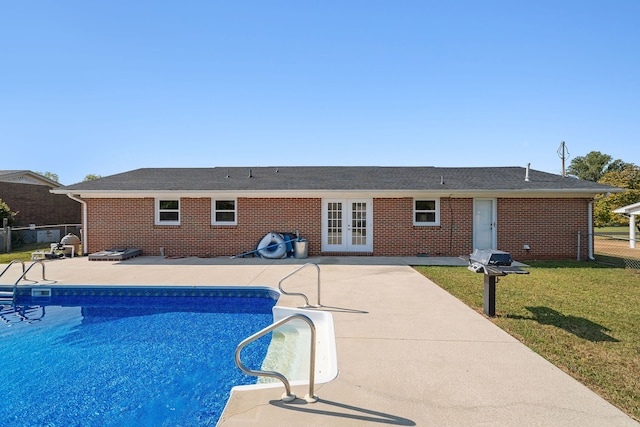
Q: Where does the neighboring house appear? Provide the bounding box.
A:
[52,166,621,260]
[0,170,81,227]
[613,202,640,249]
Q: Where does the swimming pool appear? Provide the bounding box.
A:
[0,286,279,426]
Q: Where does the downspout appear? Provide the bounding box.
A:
[588,201,595,260]
[67,193,88,256]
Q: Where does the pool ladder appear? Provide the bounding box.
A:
[278,262,322,308]
[235,313,318,403]
[235,264,323,402]
[0,260,48,304]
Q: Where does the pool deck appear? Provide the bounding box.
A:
[4,256,638,426]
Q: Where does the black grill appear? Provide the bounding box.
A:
[467,249,528,276]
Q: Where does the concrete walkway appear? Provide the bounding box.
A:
[4,256,637,426]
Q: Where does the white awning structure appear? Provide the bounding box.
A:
[613,202,640,249]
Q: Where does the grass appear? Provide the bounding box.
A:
[596,225,633,235]
[415,261,640,422]
[594,253,628,268]
[0,243,54,263]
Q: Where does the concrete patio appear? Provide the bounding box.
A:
[2,256,637,426]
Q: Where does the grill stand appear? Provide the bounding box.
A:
[484,275,498,317]
[463,249,529,318]
[480,265,509,317]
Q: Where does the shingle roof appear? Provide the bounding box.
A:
[0,170,25,176]
[57,166,620,194]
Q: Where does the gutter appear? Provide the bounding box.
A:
[49,188,622,200]
[67,193,88,256]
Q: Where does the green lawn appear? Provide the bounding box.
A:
[0,243,54,264]
[415,261,640,422]
[596,225,633,235]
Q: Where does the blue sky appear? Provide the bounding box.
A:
[2,1,638,185]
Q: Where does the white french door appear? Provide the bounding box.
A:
[473,198,497,250]
[322,199,373,252]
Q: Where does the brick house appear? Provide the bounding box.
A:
[0,170,81,227]
[52,166,621,260]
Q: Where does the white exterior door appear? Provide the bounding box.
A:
[322,199,373,252]
[473,199,497,250]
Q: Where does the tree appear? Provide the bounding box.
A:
[35,171,59,183]
[567,151,633,182]
[606,159,636,174]
[0,198,17,226]
[599,165,640,190]
[593,165,640,226]
[83,174,102,181]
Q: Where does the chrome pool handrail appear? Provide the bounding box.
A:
[0,259,26,280]
[1,260,48,304]
[235,313,318,403]
[12,260,48,297]
[278,263,322,308]
[0,260,27,304]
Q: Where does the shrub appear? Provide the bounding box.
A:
[0,198,17,226]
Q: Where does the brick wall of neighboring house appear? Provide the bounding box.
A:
[85,196,591,259]
[0,182,81,226]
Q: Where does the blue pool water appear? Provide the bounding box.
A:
[0,287,278,426]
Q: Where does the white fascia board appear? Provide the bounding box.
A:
[452,190,621,198]
[51,188,616,199]
[614,201,640,214]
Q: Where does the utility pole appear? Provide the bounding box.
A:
[557,141,570,177]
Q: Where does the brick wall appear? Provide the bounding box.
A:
[85,196,591,260]
[372,197,473,257]
[0,182,81,226]
[373,197,590,259]
[86,198,322,257]
[497,198,591,261]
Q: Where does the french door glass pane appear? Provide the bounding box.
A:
[351,202,367,246]
[327,202,342,245]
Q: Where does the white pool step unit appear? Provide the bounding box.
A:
[262,306,338,386]
[233,305,338,397]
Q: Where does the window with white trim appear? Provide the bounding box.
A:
[156,199,180,225]
[413,199,440,226]
[212,199,237,225]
